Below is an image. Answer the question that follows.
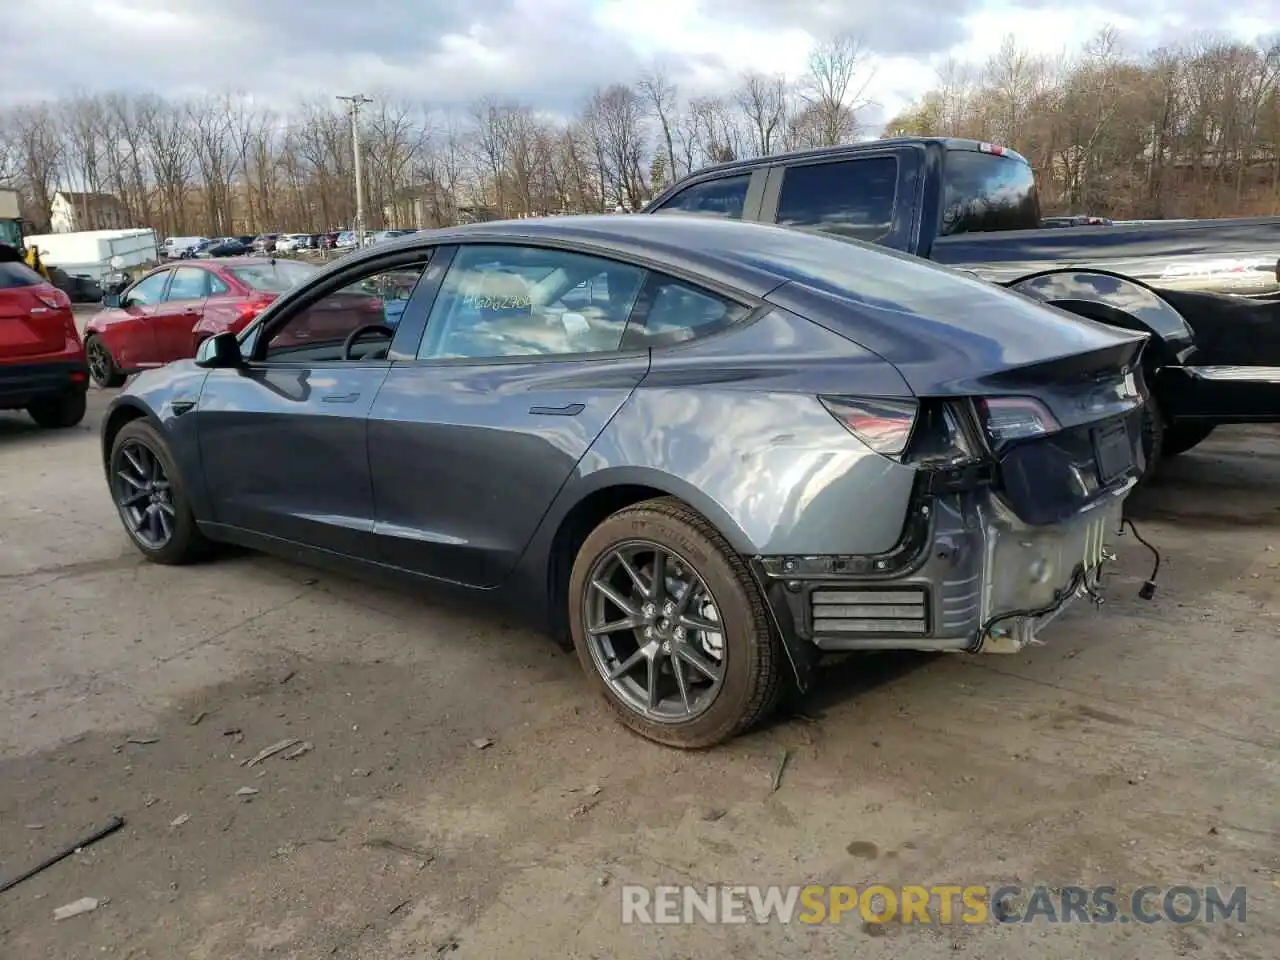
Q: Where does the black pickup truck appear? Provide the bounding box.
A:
[644,138,1280,473]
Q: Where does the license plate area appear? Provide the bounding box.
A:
[1092,422,1131,484]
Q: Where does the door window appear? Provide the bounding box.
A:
[208,274,231,295]
[775,157,898,241]
[166,267,208,301]
[651,175,750,219]
[263,261,429,362]
[124,270,171,306]
[417,245,646,360]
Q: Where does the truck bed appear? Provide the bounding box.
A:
[930,216,1280,298]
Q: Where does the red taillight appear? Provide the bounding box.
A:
[236,294,276,325]
[975,397,1061,445]
[819,396,919,457]
[36,292,66,310]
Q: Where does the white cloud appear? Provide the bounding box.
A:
[0,0,1271,121]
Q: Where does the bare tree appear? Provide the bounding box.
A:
[800,33,876,145]
[734,72,790,157]
[637,64,680,185]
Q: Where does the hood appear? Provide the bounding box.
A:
[765,277,1147,398]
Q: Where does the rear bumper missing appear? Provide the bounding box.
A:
[754,481,1130,656]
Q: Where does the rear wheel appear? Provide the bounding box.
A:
[110,419,210,564]
[1161,423,1216,458]
[568,496,783,748]
[27,391,86,429]
[86,335,126,388]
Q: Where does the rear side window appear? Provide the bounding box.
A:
[0,261,43,289]
[653,175,750,219]
[941,151,1041,236]
[776,157,898,242]
[630,276,747,347]
[229,261,318,293]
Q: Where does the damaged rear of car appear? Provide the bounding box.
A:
[742,231,1148,665]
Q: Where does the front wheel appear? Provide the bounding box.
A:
[109,419,210,564]
[568,497,784,748]
[28,391,86,428]
[86,335,126,388]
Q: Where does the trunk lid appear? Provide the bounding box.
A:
[0,264,75,359]
[766,273,1148,403]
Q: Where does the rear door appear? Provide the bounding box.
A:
[758,147,922,250]
[366,243,652,587]
[151,266,210,362]
[0,262,67,358]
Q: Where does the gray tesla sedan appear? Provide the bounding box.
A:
[101,214,1147,747]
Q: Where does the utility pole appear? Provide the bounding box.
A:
[336,94,373,248]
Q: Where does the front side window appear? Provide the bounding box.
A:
[417,245,646,360]
[263,261,429,362]
[776,157,898,242]
[165,267,208,301]
[652,175,750,219]
[125,271,170,306]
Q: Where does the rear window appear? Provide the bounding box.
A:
[0,261,44,289]
[940,150,1041,236]
[229,260,318,293]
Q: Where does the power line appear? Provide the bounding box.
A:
[336,94,374,247]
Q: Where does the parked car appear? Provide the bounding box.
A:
[161,236,207,260]
[198,238,251,258]
[0,259,89,427]
[100,215,1146,747]
[83,257,320,387]
[251,234,280,254]
[1041,215,1114,227]
[274,233,312,254]
[645,138,1280,474]
[334,231,357,249]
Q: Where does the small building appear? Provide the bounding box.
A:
[50,191,131,233]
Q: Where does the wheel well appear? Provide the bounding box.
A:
[100,403,149,468]
[544,484,673,646]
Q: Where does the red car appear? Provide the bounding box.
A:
[84,258,320,387]
[0,259,89,428]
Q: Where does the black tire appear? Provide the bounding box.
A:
[1161,423,1216,458]
[27,390,86,428]
[86,335,126,388]
[1138,380,1164,484]
[109,419,211,565]
[568,496,784,749]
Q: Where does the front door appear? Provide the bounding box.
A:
[367,243,653,587]
[151,265,209,363]
[196,254,435,559]
[111,268,171,370]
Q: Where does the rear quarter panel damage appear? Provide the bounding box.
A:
[542,306,921,558]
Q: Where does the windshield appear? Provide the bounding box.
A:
[0,221,21,249]
[940,150,1040,236]
[230,260,318,293]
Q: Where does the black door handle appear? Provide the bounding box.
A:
[172,398,197,416]
[322,392,361,403]
[529,402,585,416]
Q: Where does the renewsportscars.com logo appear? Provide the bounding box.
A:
[620,884,1249,926]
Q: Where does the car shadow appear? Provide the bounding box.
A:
[1126,424,1280,529]
[770,650,939,728]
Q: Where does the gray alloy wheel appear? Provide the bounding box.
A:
[113,438,177,550]
[109,419,210,564]
[582,539,728,724]
[568,496,784,748]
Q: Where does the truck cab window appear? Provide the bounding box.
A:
[652,175,750,219]
[775,157,898,242]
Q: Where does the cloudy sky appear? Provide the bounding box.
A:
[3,0,1274,125]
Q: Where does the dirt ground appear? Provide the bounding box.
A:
[1,377,1277,959]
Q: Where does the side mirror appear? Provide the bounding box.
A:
[103,293,122,308]
[195,331,245,369]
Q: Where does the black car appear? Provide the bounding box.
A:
[100,215,1147,747]
[645,138,1280,474]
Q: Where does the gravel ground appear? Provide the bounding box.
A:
[0,378,1277,959]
